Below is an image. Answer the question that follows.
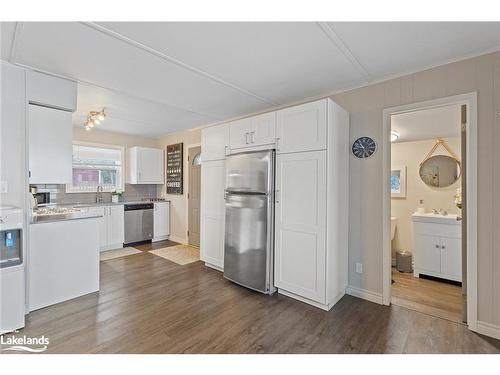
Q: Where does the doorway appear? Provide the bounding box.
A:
[382,93,478,330]
[187,145,201,247]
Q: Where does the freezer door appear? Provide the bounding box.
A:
[226,150,273,194]
[224,194,270,293]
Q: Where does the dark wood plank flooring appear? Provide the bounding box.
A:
[391,268,463,323]
[2,252,499,354]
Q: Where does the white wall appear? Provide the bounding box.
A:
[391,137,461,257]
[157,128,201,244]
[0,63,26,208]
[332,51,500,327]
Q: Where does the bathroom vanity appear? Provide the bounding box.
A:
[411,212,462,282]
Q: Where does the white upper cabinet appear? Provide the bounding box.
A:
[28,104,73,184]
[27,71,77,112]
[274,151,327,303]
[229,112,276,150]
[276,99,327,153]
[229,117,253,149]
[201,123,229,161]
[128,147,164,184]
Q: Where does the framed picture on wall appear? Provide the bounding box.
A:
[391,165,407,198]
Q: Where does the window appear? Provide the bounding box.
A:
[67,143,124,193]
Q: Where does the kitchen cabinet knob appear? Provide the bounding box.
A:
[441,246,446,249]
[435,244,440,248]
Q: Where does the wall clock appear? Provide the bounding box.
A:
[352,137,377,159]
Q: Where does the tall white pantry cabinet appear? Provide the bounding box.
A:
[200,98,349,310]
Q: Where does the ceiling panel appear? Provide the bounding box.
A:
[15,22,266,119]
[329,22,500,78]
[1,22,16,60]
[391,104,462,143]
[74,83,213,137]
[95,22,366,104]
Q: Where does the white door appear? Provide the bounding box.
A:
[229,118,252,150]
[153,202,169,239]
[28,104,73,184]
[88,206,107,250]
[276,99,327,154]
[252,112,276,145]
[139,148,163,183]
[200,160,226,268]
[440,236,462,280]
[107,205,124,248]
[274,151,327,303]
[414,234,441,273]
[201,124,229,161]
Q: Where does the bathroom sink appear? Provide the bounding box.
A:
[411,212,460,224]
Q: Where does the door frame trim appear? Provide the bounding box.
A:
[186,142,202,246]
[382,92,478,331]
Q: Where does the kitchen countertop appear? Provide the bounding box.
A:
[58,200,171,208]
[30,200,170,224]
[30,211,104,224]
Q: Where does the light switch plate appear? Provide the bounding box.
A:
[355,262,363,274]
[0,181,7,194]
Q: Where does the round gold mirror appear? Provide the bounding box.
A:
[419,155,461,188]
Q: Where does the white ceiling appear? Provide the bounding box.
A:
[1,22,499,138]
[391,104,462,143]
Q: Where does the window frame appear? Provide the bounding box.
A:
[66,141,125,193]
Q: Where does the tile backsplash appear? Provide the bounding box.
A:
[30,184,159,205]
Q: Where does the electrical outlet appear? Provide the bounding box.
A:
[355,262,363,274]
[0,181,7,194]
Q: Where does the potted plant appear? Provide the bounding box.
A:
[111,190,123,203]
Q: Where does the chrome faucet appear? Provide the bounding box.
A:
[96,185,104,203]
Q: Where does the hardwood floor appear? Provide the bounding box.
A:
[2,253,499,354]
[391,268,463,323]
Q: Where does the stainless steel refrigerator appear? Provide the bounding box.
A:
[223,149,276,294]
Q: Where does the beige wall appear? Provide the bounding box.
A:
[157,128,201,243]
[391,137,461,258]
[332,51,500,326]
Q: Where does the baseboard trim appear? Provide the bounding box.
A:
[152,235,169,243]
[204,262,223,272]
[278,289,333,311]
[346,285,384,305]
[169,235,187,244]
[476,321,500,340]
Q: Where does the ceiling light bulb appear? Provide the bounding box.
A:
[85,126,91,131]
[93,119,101,125]
[97,111,105,121]
[390,130,400,142]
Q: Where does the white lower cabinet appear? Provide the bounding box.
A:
[153,201,170,242]
[88,205,124,251]
[274,151,327,303]
[200,160,226,269]
[412,215,462,282]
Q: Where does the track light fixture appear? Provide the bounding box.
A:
[84,108,106,131]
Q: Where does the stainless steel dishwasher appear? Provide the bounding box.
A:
[124,203,154,245]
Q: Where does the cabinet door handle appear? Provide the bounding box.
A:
[250,131,255,143]
[276,137,280,151]
[275,189,280,204]
[245,132,249,144]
